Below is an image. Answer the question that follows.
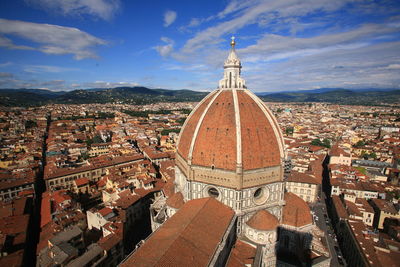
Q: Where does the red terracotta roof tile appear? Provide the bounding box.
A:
[282,192,312,227]
[192,90,237,170]
[177,91,217,160]
[74,177,89,186]
[98,207,113,217]
[120,197,235,267]
[166,192,184,209]
[226,240,256,267]
[238,91,280,170]
[246,209,279,231]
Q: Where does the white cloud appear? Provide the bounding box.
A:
[0,35,34,50]
[0,19,106,59]
[385,64,400,70]
[163,63,208,71]
[178,0,354,55]
[0,62,13,68]
[239,23,400,62]
[154,37,174,57]
[84,81,140,88]
[180,0,257,31]
[38,80,65,87]
[25,0,121,21]
[0,75,67,90]
[164,10,177,27]
[0,77,142,91]
[246,41,400,91]
[23,65,80,73]
[167,0,400,91]
[0,72,13,78]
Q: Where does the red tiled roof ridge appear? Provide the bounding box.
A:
[161,198,234,264]
[166,192,185,209]
[120,197,234,267]
[98,207,113,217]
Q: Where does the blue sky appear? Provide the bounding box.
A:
[0,0,399,92]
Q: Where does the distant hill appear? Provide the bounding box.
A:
[0,87,209,106]
[0,87,399,106]
[259,88,400,105]
[256,87,399,96]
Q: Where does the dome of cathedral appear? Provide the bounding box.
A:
[175,38,285,190]
[282,192,312,227]
[246,209,279,231]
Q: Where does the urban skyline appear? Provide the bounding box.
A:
[0,24,399,266]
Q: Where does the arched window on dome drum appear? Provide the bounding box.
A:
[229,72,232,88]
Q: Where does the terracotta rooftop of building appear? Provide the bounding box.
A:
[0,197,29,218]
[0,250,24,266]
[226,240,257,267]
[166,192,185,209]
[115,190,141,209]
[44,154,144,180]
[332,195,349,219]
[246,209,279,231]
[162,179,175,198]
[282,192,312,228]
[376,249,400,267]
[98,207,113,217]
[74,177,89,187]
[344,200,363,217]
[120,197,235,267]
[330,145,350,157]
[98,231,123,252]
[347,220,381,266]
[40,192,52,228]
[287,171,319,185]
[372,199,398,214]
[52,190,71,205]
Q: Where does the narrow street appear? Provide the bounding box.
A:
[25,114,50,265]
[313,192,347,267]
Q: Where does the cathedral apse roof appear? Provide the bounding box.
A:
[246,209,279,231]
[120,197,235,267]
[282,192,313,228]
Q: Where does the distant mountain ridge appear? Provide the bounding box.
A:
[258,88,400,105]
[255,87,399,96]
[0,86,209,106]
[0,87,399,106]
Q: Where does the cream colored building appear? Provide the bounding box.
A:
[44,155,143,191]
[329,145,352,166]
[285,171,320,203]
[371,199,400,229]
[88,142,111,157]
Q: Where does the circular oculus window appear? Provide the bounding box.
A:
[207,187,219,198]
[253,187,269,205]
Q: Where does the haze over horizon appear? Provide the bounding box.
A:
[0,0,399,92]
